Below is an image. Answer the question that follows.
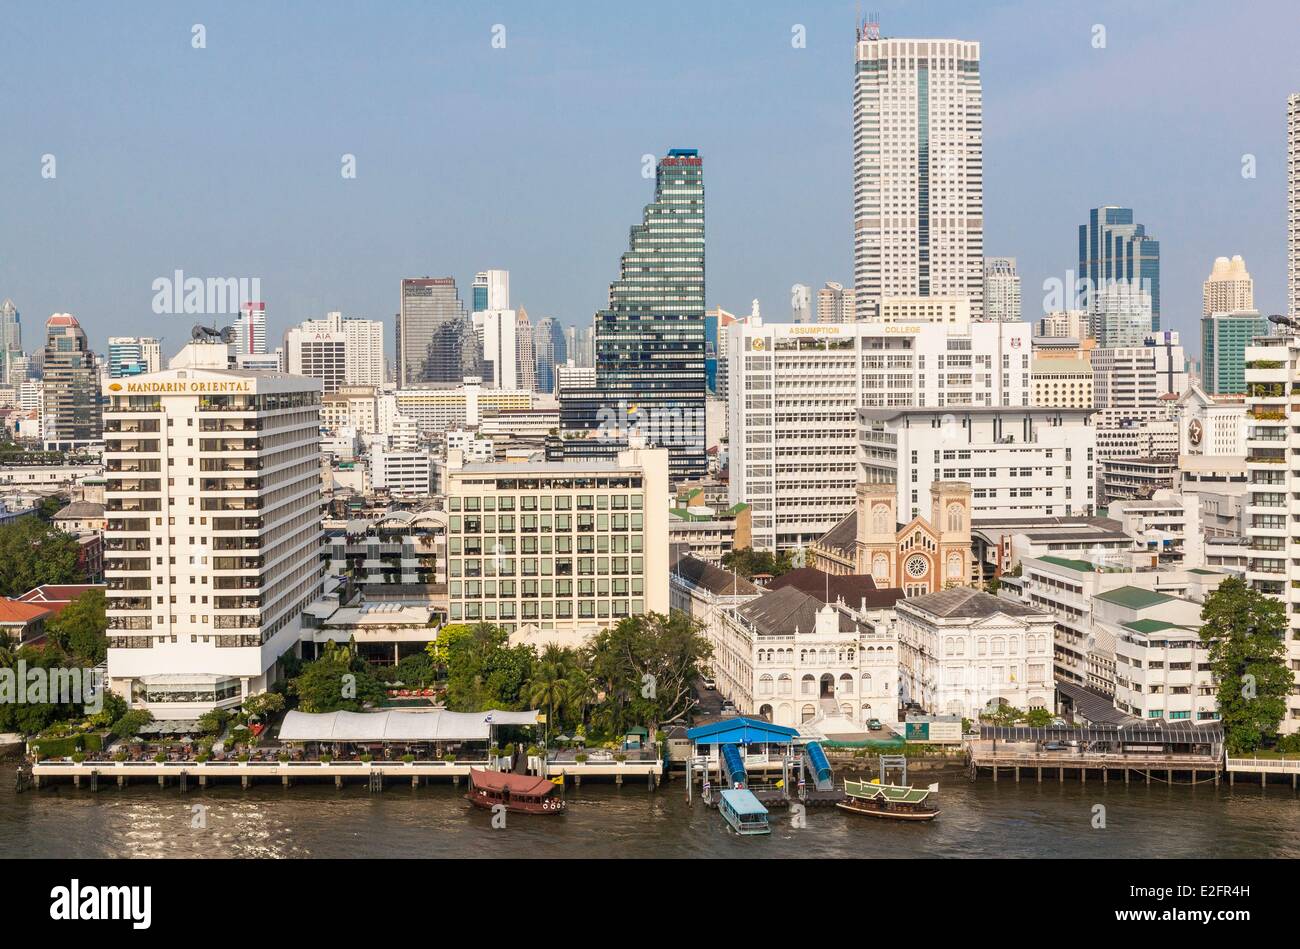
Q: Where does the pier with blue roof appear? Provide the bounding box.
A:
[684,717,845,814]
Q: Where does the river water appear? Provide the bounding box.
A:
[3,763,1296,858]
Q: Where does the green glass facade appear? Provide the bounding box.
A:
[1202,311,1269,395]
[594,148,706,482]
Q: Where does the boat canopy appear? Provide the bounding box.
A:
[719,788,768,816]
[843,779,932,804]
[469,769,555,796]
[277,709,538,743]
[686,717,799,746]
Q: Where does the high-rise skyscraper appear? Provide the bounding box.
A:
[1090,280,1153,348]
[1289,93,1299,319]
[1,298,22,385]
[515,308,536,392]
[102,340,325,716]
[41,313,102,451]
[107,337,162,378]
[853,24,984,320]
[396,277,479,386]
[1202,310,1268,395]
[472,270,510,314]
[816,282,857,323]
[592,148,706,481]
[234,301,267,355]
[471,308,518,389]
[532,317,567,394]
[285,311,385,392]
[1078,206,1161,331]
[983,257,1021,322]
[1202,255,1254,316]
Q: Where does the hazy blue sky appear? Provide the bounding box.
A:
[1,0,1298,355]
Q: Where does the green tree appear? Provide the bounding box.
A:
[45,588,107,664]
[243,692,285,718]
[288,640,386,713]
[525,652,572,728]
[1200,576,1292,754]
[1023,708,1054,728]
[442,623,536,712]
[110,708,154,740]
[0,518,85,597]
[196,708,229,736]
[586,611,713,735]
[720,547,795,581]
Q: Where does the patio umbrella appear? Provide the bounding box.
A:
[555,734,571,744]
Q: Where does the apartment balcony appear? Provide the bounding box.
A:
[106,577,151,592]
[107,617,153,631]
[106,597,151,611]
[201,478,262,493]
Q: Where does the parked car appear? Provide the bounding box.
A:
[700,677,716,691]
[867,718,883,732]
[1042,741,1068,752]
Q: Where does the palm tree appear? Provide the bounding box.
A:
[564,667,596,730]
[525,657,569,728]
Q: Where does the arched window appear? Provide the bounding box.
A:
[759,674,774,696]
[801,704,816,723]
[801,674,815,695]
[839,673,854,695]
[947,502,963,533]
[872,503,890,536]
[778,674,792,696]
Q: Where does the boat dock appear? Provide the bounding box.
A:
[967,723,1230,786]
[28,755,663,791]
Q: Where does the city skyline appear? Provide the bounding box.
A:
[1,1,1298,354]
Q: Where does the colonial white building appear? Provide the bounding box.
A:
[895,587,1055,719]
[727,318,1031,551]
[713,585,901,730]
[103,342,325,717]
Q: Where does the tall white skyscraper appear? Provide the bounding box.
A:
[853,24,984,320]
[1288,93,1298,319]
[472,308,518,389]
[816,282,857,323]
[102,340,325,716]
[472,270,510,313]
[235,301,267,355]
[515,307,537,391]
[983,257,1021,322]
[1202,255,1254,316]
[285,311,385,392]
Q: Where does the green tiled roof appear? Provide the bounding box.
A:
[1038,555,1097,573]
[1187,568,1219,575]
[1123,618,1196,634]
[1095,586,1174,609]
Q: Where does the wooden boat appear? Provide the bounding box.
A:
[836,778,939,821]
[466,768,567,815]
[718,788,770,835]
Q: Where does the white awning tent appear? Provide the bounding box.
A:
[277,709,540,743]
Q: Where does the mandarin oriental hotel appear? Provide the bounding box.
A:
[444,448,669,648]
[102,343,326,718]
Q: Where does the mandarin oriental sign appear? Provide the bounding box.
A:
[108,380,253,394]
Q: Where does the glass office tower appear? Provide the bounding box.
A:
[1078,206,1162,331]
[593,148,706,482]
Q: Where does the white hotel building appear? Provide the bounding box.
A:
[102,343,326,717]
[727,317,1031,551]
